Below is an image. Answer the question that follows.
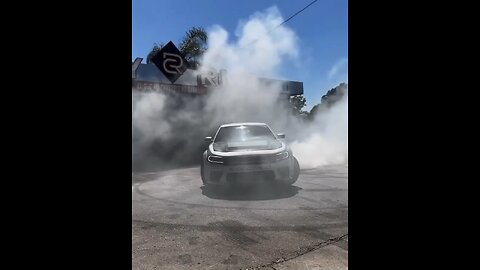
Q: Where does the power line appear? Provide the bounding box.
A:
[278,0,319,27]
[247,0,319,46]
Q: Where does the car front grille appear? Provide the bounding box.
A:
[224,154,276,165]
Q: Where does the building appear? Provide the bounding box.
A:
[132,57,303,97]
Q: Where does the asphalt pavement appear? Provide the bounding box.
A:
[132,164,348,269]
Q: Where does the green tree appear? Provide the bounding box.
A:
[321,82,347,107]
[308,83,348,120]
[146,27,208,69]
[146,43,164,64]
[178,27,208,69]
[289,95,307,116]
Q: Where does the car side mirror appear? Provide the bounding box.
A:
[204,136,213,142]
[277,133,285,139]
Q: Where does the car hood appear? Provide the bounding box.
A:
[210,140,286,156]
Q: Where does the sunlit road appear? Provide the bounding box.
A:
[132,165,348,269]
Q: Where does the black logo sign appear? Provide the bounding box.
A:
[151,41,188,84]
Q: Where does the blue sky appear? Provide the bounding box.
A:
[132,0,348,108]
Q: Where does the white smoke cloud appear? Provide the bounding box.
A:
[201,6,298,77]
[132,6,347,171]
[132,91,170,141]
[328,58,348,79]
[290,92,348,168]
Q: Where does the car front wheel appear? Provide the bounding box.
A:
[200,159,209,186]
[283,157,300,185]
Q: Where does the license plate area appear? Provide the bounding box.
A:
[231,165,268,172]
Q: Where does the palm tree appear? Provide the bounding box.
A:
[146,43,164,64]
[146,27,208,69]
[178,27,208,69]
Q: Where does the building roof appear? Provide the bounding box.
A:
[132,61,303,96]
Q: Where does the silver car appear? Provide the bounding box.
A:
[201,123,300,186]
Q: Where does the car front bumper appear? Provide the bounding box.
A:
[204,157,293,185]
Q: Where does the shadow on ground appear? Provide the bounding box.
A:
[132,156,201,173]
[201,182,302,201]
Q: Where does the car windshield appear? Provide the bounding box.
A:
[215,125,276,143]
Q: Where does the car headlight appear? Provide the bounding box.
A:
[207,155,224,164]
[276,151,289,161]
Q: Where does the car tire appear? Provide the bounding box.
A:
[201,159,209,186]
[285,157,300,185]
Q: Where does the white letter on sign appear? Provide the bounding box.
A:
[163,53,184,74]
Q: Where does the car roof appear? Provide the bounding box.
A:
[219,122,268,128]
